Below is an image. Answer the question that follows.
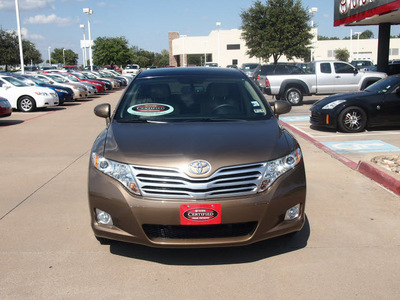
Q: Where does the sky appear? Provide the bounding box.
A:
[1,0,400,65]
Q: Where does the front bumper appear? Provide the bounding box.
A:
[310,109,337,129]
[88,162,306,248]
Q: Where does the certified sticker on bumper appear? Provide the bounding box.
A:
[180,204,221,225]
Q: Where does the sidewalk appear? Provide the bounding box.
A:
[281,120,400,196]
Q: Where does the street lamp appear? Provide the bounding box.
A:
[15,0,25,74]
[216,22,221,67]
[80,24,87,68]
[83,8,93,71]
[62,48,65,66]
[48,46,51,66]
[309,7,318,61]
[355,32,362,60]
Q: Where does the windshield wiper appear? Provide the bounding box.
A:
[116,119,167,123]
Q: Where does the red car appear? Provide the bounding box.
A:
[68,73,106,93]
[0,97,12,118]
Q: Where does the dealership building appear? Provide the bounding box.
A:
[169,0,400,70]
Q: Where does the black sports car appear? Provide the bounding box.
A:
[310,75,400,133]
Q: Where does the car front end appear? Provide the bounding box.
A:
[88,68,306,248]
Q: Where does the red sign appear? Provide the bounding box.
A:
[180,204,221,225]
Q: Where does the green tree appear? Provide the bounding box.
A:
[92,36,131,66]
[51,48,78,65]
[344,29,375,40]
[335,48,350,62]
[153,50,170,67]
[0,29,19,71]
[318,35,340,40]
[240,0,312,64]
[22,40,42,65]
[0,29,42,71]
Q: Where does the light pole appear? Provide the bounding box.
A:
[15,0,25,74]
[202,41,208,66]
[62,48,65,66]
[181,35,187,67]
[48,46,51,66]
[309,7,318,61]
[83,8,93,71]
[80,24,87,68]
[355,32,362,60]
[216,22,221,67]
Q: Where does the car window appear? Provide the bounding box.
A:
[334,62,355,74]
[320,63,332,74]
[2,76,29,87]
[365,77,400,94]
[114,75,272,122]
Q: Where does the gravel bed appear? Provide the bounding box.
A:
[371,155,400,174]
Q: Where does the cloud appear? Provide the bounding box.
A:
[0,0,54,12]
[23,14,73,26]
[21,28,45,40]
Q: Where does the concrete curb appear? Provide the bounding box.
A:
[280,120,400,196]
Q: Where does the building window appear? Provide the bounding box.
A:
[390,48,399,56]
[227,44,240,50]
[232,59,238,65]
[328,50,336,58]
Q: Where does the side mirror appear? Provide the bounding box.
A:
[274,100,291,117]
[354,68,358,74]
[94,103,111,126]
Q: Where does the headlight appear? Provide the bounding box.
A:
[91,153,141,195]
[258,148,302,192]
[94,83,102,86]
[55,89,68,94]
[322,100,346,110]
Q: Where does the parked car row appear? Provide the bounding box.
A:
[0,69,134,113]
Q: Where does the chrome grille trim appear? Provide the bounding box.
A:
[130,163,267,199]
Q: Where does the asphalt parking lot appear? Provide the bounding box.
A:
[1,90,400,299]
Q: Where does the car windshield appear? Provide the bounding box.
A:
[364,77,400,94]
[3,76,29,87]
[241,64,259,70]
[83,73,96,79]
[26,76,46,85]
[64,74,80,82]
[114,75,272,122]
[127,65,138,69]
[48,75,66,83]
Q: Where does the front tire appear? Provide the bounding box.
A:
[18,96,36,112]
[338,106,367,133]
[284,87,303,106]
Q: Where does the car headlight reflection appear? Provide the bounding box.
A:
[92,153,141,195]
[259,148,302,192]
[322,100,346,110]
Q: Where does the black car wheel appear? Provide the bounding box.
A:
[284,87,303,106]
[338,106,367,133]
[18,96,36,112]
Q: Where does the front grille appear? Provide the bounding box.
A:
[131,163,267,199]
[310,111,322,124]
[143,222,257,239]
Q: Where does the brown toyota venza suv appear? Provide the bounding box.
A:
[89,67,306,248]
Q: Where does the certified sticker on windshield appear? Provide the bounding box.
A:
[127,103,174,116]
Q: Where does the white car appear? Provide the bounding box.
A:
[34,74,89,100]
[0,75,58,112]
[123,64,140,75]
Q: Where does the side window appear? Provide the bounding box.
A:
[334,63,355,74]
[320,63,332,74]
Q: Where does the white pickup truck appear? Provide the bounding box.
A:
[263,60,387,105]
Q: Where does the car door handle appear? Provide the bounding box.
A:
[335,76,341,78]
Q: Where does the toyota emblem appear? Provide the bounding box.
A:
[189,160,211,175]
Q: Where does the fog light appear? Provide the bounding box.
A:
[285,204,300,221]
[96,209,113,225]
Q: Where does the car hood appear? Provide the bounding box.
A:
[101,120,294,176]
[313,90,375,108]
